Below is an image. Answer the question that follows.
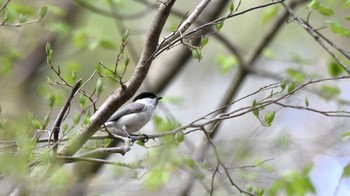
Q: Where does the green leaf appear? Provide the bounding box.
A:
[265,111,275,126]
[79,95,86,107]
[175,131,185,144]
[18,14,27,23]
[287,81,296,93]
[216,54,238,74]
[308,0,333,16]
[342,131,350,140]
[342,164,350,178]
[215,21,224,30]
[8,3,35,15]
[48,94,56,108]
[96,78,104,95]
[307,0,318,8]
[64,62,81,83]
[136,139,146,146]
[263,49,276,59]
[73,113,80,124]
[72,31,88,49]
[280,81,286,92]
[28,113,40,129]
[161,96,184,104]
[99,39,116,49]
[153,115,179,133]
[96,63,102,74]
[327,60,345,77]
[290,53,309,65]
[38,6,48,18]
[254,188,265,196]
[320,85,340,99]
[49,168,74,187]
[122,29,129,43]
[45,42,52,55]
[191,48,202,61]
[246,184,253,192]
[200,36,209,47]
[144,167,170,190]
[57,65,61,75]
[287,68,305,83]
[47,21,70,36]
[0,57,13,75]
[45,42,53,64]
[124,55,130,66]
[229,2,235,13]
[0,119,9,130]
[184,157,194,168]
[42,113,51,130]
[326,20,350,38]
[83,113,90,125]
[269,167,315,196]
[305,97,309,108]
[316,5,334,16]
[31,119,42,129]
[303,164,313,175]
[346,16,350,21]
[62,124,69,132]
[252,99,259,118]
[261,6,279,23]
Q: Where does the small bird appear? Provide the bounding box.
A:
[104,92,162,140]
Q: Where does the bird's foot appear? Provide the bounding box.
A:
[140,134,149,143]
[127,135,137,145]
[127,133,149,144]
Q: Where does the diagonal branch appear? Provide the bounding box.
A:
[50,79,82,153]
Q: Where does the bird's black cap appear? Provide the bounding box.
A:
[133,92,162,102]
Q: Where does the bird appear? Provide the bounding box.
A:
[104,92,162,141]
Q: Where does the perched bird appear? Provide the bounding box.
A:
[104,92,162,140]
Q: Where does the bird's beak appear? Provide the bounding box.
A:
[157,97,163,101]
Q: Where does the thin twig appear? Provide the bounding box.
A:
[49,79,82,153]
[227,158,275,170]
[1,18,43,27]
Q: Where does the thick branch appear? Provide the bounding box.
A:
[144,0,230,92]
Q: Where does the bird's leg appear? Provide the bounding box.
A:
[122,126,136,143]
[104,126,128,141]
[141,134,149,143]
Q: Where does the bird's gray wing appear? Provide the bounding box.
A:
[107,102,145,122]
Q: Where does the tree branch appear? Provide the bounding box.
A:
[50,79,82,153]
[58,156,143,169]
